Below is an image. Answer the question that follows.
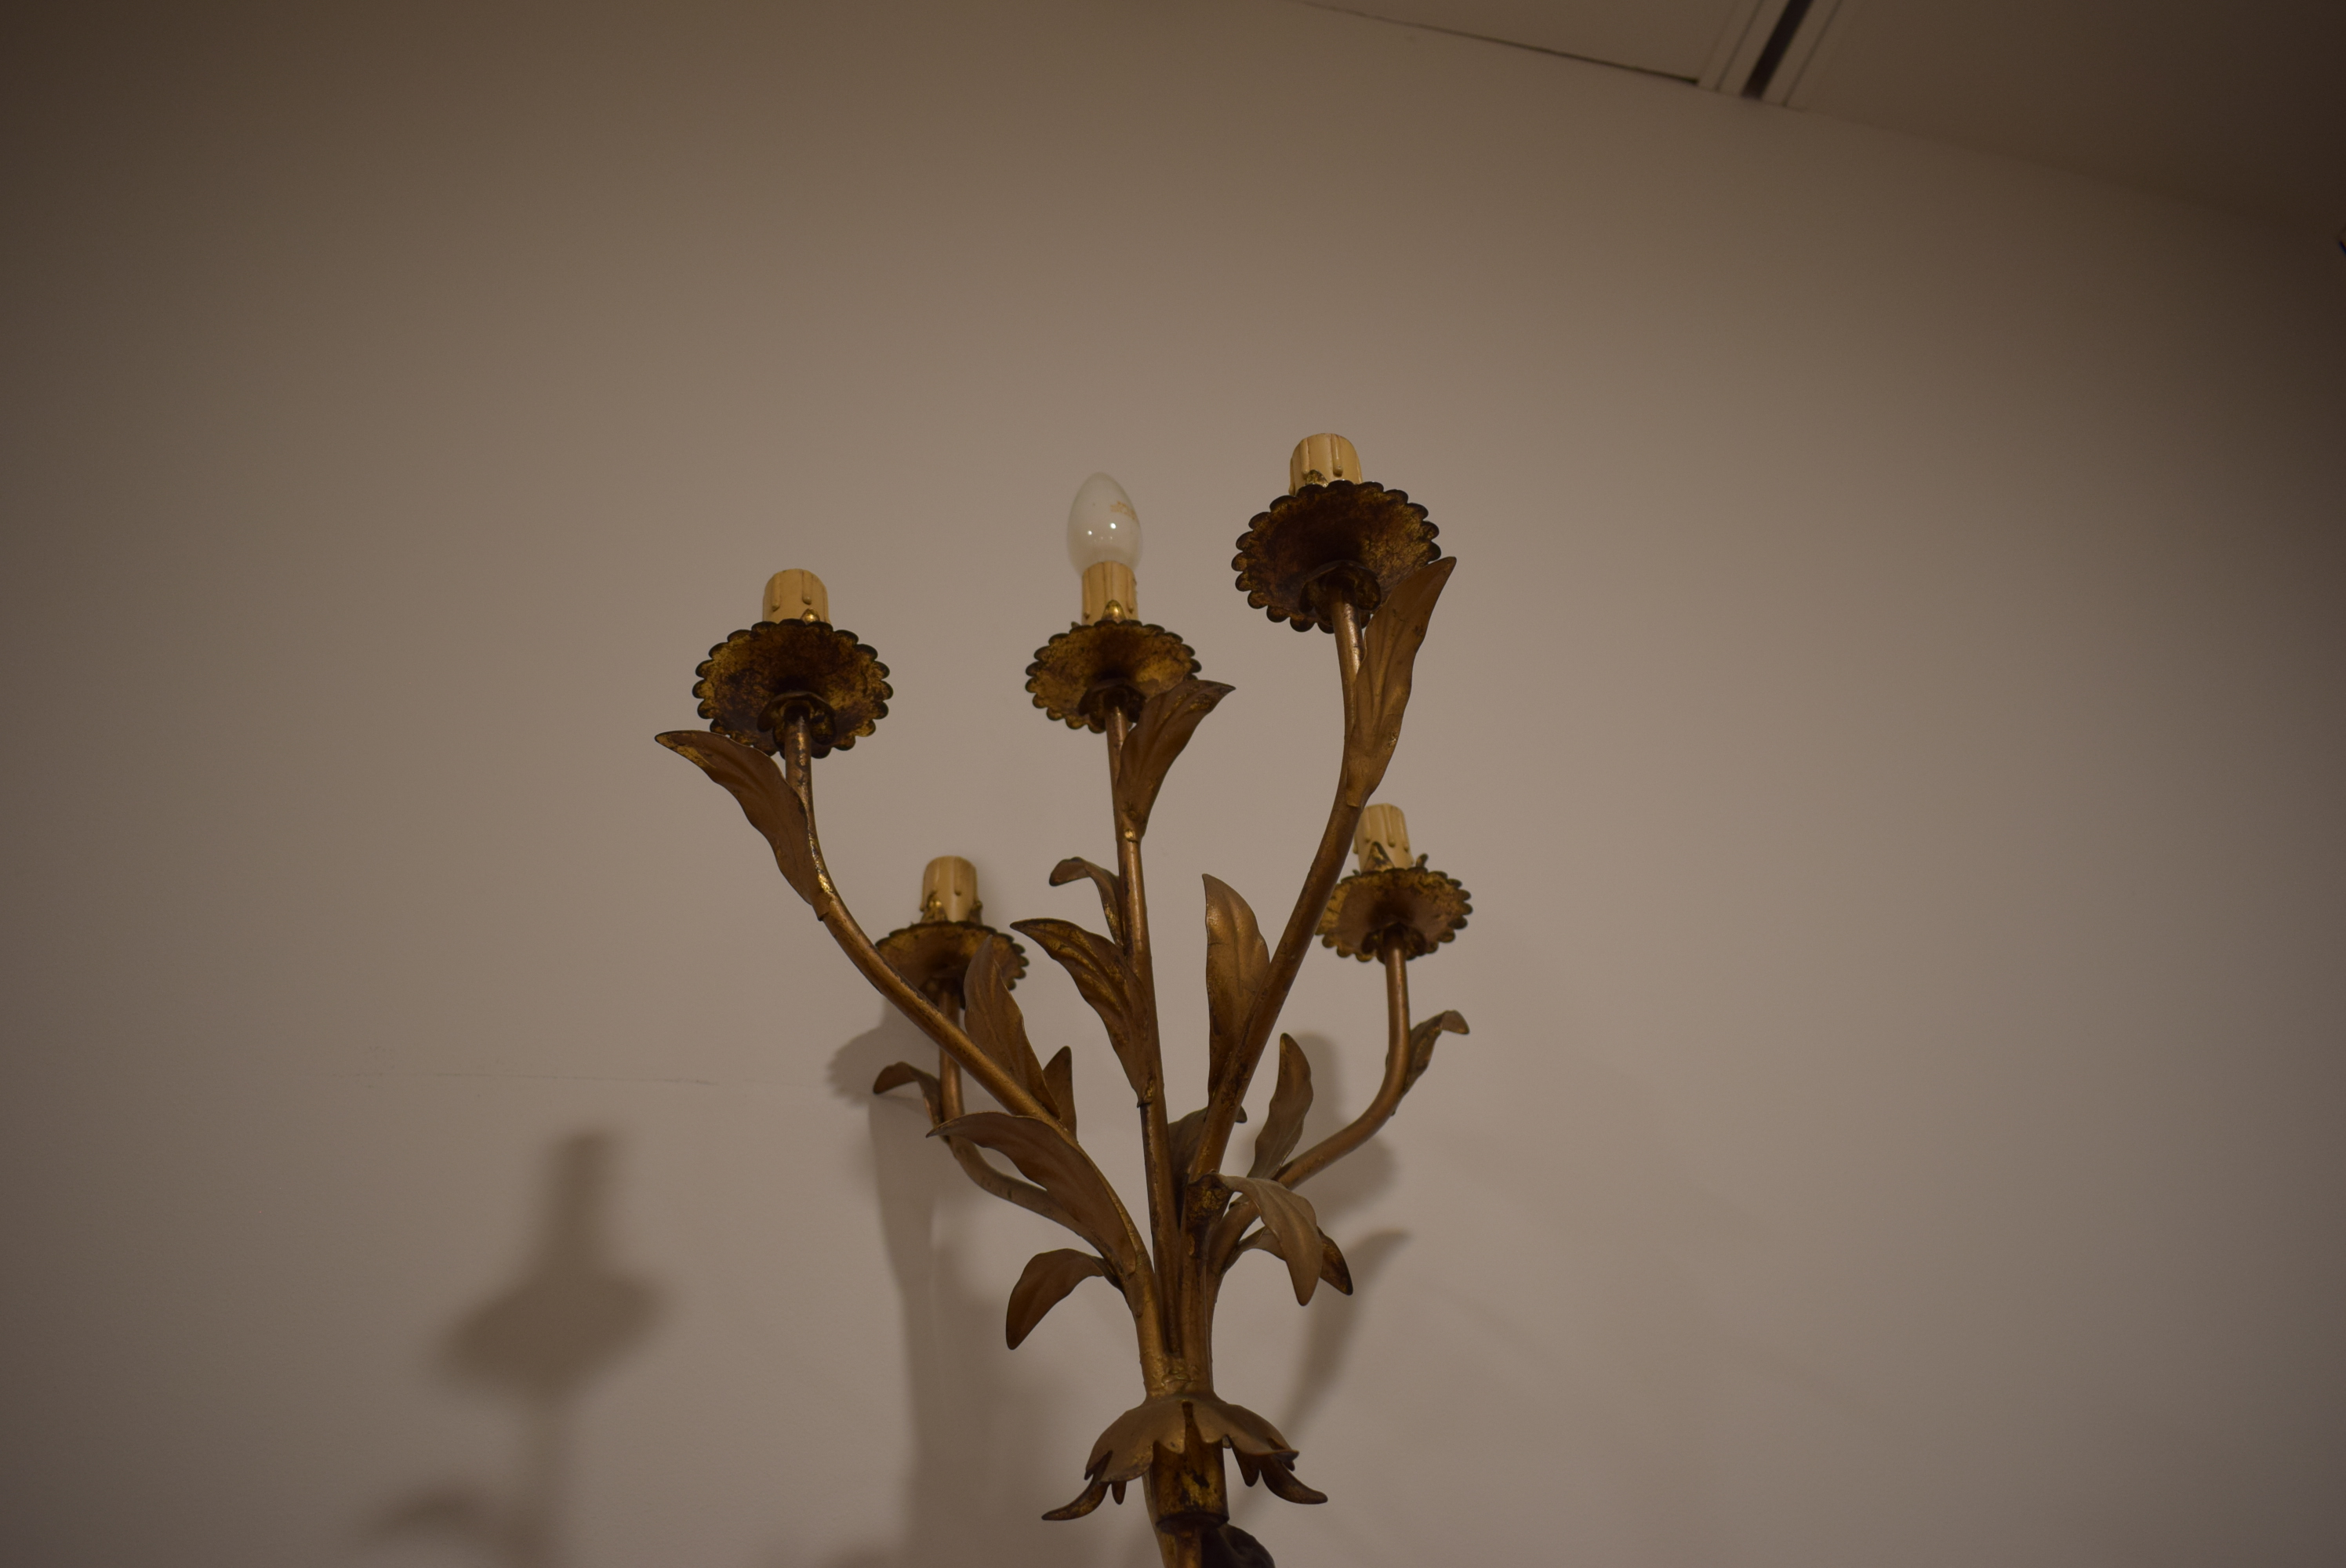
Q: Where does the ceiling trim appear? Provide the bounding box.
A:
[1699,0,1793,94]
[1291,1,1704,82]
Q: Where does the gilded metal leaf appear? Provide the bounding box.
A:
[1224,1176,1324,1305]
[1233,1225,1352,1296]
[1042,1473,1111,1521]
[1010,917,1149,1097]
[1248,1035,1313,1178]
[1113,679,1235,838]
[1169,1102,1245,1177]
[1044,1046,1077,1138]
[653,731,819,904]
[929,1112,1143,1278]
[1403,1009,1469,1095]
[1082,1392,1299,1486]
[1341,557,1457,797]
[1006,1248,1114,1348]
[967,935,1050,1106]
[1203,876,1270,1102]
[1258,1454,1327,1505]
[1049,856,1123,943]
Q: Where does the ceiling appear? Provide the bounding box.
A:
[1298,0,2346,239]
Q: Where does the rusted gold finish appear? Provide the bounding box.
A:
[874,920,1028,1007]
[1316,865,1472,960]
[1232,481,1440,633]
[658,442,1471,1568]
[694,619,892,757]
[1026,619,1201,731]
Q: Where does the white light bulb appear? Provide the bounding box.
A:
[1066,473,1142,573]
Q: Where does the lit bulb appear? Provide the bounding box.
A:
[1066,473,1142,572]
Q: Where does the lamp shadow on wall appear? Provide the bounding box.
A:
[369,1130,662,1568]
[823,1006,1102,1568]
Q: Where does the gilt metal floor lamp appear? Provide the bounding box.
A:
[657,435,1470,1568]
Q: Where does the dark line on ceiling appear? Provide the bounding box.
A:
[1741,0,1817,98]
[1293,2,1701,85]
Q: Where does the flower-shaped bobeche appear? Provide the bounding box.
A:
[1317,863,1472,960]
[1025,619,1201,732]
[1046,1391,1326,1523]
[874,920,1028,1008]
[1233,480,1440,633]
[694,619,892,758]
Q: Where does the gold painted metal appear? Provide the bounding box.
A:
[656,434,1467,1568]
[1026,619,1201,732]
[1317,865,1472,960]
[694,618,891,757]
[1232,481,1440,632]
[873,920,1026,1007]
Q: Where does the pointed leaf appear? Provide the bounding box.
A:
[1342,557,1456,796]
[1049,857,1123,944]
[655,731,819,903]
[1248,1035,1313,1177]
[931,1112,1142,1277]
[872,1061,942,1122]
[1170,1103,1246,1178]
[1043,1474,1110,1521]
[1402,1009,1469,1096]
[1203,876,1270,1098]
[1113,679,1235,837]
[1011,917,1149,1096]
[1006,1248,1114,1348]
[967,935,1049,1104]
[1226,1175,1324,1304]
[1258,1454,1328,1505]
[1044,1046,1077,1139]
[1234,1225,1353,1295]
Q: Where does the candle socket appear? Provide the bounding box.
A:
[764,568,830,624]
[920,855,981,924]
[1355,804,1411,870]
[1288,434,1362,492]
[1080,561,1137,626]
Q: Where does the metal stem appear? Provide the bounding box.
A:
[1190,597,1371,1181]
[783,715,1048,1122]
[1107,706,1183,1368]
[1203,941,1414,1281]
[783,713,1171,1388]
[1278,942,1412,1189]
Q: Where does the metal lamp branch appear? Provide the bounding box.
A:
[656,436,1472,1568]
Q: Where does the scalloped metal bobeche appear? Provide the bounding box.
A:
[1233,480,1440,633]
[1025,619,1201,733]
[874,920,1028,1007]
[1316,863,1472,960]
[694,619,892,758]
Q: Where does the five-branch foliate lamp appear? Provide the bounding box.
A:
[657,435,1470,1568]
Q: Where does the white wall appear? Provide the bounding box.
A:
[4,3,2343,1566]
